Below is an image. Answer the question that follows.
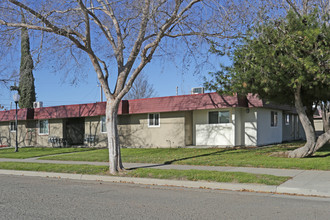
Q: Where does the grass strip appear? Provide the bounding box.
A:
[39,142,330,170]
[126,168,290,186]
[0,162,108,175]
[40,148,108,161]
[0,162,289,185]
[0,147,93,159]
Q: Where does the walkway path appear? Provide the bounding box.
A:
[1,157,330,198]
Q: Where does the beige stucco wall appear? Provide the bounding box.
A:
[85,116,107,148]
[0,119,65,148]
[35,119,64,147]
[184,111,193,146]
[117,112,186,148]
[84,112,190,148]
[0,121,37,147]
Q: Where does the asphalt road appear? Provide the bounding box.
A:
[1,175,330,220]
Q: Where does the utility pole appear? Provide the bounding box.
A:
[13,93,20,152]
[97,83,103,102]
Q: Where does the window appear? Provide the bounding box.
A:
[101,116,107,133]
[148,113,160,127]
[209,111,230,124]
[10,121,16,132]
[285,114,290,125]
[271,111,278,127]
[39,120,49,134]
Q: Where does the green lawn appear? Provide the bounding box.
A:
[0,162,289,185]
[39,142,330,170]
[0,147,93,159]
[128,168,289,185]
[1,142,330,170]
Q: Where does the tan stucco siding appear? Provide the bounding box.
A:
[0,121,13,146]
[0,121,37,147]
[35,119,64,147]
[83,113,186,148]
[184,111,193,146]
[118,112,186,148]
[84,116,107,148]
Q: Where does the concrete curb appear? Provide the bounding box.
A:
[0,169,277,193]
[276,186,330,197]
[0,169,280,195]
[1,169,329,198]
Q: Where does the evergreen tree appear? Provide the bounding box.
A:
[18,15,36,108]
[205,11,330,157]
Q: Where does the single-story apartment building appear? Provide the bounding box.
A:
[0,92,305,148]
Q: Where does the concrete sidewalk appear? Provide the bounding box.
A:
[1,157,330,197]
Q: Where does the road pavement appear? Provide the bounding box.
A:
[1,175,330,220]
[1,157,330,197]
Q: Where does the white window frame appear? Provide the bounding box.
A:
[285,114,290,125]
[10,121,17,132]
[38,119,49,135]
[271,111,278,127]
[100,116,107,133]
[208,111,230,124]
[148,113,160,127]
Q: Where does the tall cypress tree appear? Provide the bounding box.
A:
[18,14,36,108]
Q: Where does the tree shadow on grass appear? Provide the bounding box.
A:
[127,148,239,170]
[307,144,330,158]
[310,153,330,158]
[316,144,330,152]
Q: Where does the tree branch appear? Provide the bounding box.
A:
[114,0,151,97]
[97,0,124,67]
[284,0,302,17]
[77,0,91,49]
[8,0,87,51]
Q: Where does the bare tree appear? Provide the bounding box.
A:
[124,72,156,100]
[0,0,267,174]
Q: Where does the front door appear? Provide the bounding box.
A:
[66,118,85,145]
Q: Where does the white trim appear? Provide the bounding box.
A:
[148,113,160,127]
[38,119,49,135]
[285,114,290,125]
[100,116,107,133]
[9,121,16,132]
[271,111,278,127]
[208,110,231,124]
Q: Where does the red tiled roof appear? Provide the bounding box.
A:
[33,102,106,120]
[0,93,294,121]
[127,93,252,114]
[0,108,32,121]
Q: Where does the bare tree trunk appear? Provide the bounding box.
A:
[305,102,316,130]
[321,102,330,133]
[106,99,124,174]
[289,86,330,157]
[288,85,316,157]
